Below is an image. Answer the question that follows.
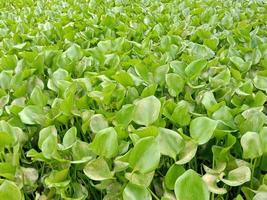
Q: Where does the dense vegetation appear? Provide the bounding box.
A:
[0,0,267,199]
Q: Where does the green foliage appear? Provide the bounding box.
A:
[0,0,266,199]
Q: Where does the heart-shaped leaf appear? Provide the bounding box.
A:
[156,128,184,160]
[83,157,113,181]
[220,166,251,186]
[164,164,185,190]
[202,173,227,194]
[0,180,22,200]
[190,117,218,145]
[133,96,161,126]
[174,169,209,200]
[123,182,151,200]
[91,127,118,158]
[241,132,263,159]
[129,136,160,173]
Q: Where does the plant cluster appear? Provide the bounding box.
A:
[0,0,266,199]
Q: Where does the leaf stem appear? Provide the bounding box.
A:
[148,188,160,200]
[250,158,257,188]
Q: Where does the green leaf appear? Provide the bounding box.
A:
[38,126,57,158]
[129,136,160,173]
[45,169,70,188]
[0,180,22,200]
[38,126,57,149]
[185,59,207,80]
[115,104,135,126]
[171,100,191,126]
[176,139,198,165]
[0,163,16,180]
[133,96,161,126]
[166,73,184,96]
[154,64,169,85]
[125,171,154,187]
[190,117,218,145]
[91,127,118,158]
[220,166,251,186]
[133,126,159,138]
[0,131,15,151]
[156,128,184,160]
[30,86,48,107]
[83,157,113,181]
[230,56,251,72]
[260,127,267,153]
[62,127,77,150]
[71,140,95,163]
[90,114,108,133]
[174,169,209,200]
[241,132,263,159]
[123,182,151,200]
[164,164,185,190]
[253,71,267,92]
[18,105,46,125]
[113,70,134,87]
[202,174,227,194]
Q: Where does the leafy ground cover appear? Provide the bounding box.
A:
[0,0,267,199]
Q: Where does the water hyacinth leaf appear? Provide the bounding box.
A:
[91,127,118,158]
[0,131,15,151]
[129,136,160,174]
[125,171,154,187]
[241,132,263,159]
[45,169,70,188]
[71,140,95,163]
[185,59,207,80]
[203,163,227,175]
[189,43,215,59]
[141,84,157,98]
[201,91,217,110]
[133,126,159,138]
[174,169,209,200]
[20,167,39,186]
[114,150,131,172]
[164,164,185,190]
[190,117,218,145]
[1,1,267,199]
[133,96,161,126]
[38,126,57,149]
[64,44,82,60]
[41,134,58,159]
[253,72,267,92]
[230,56,252,72]
[154,64,169,85]
[260,127,267,153]
[166,73,185,97]
[220,166,251,186]
[18,105,46,125]
[115,104,135,126]
[113,70,135,87]
[62,127,77,150]
[83,157,113,181]
[61,182,88,200]
[156,128,184,160]
[202,174,227,194]
[0,180,22,200]
[0,163,16,180]
[171,100,191,126]
[90,114,109,133]
[176,139,198,165]
[123,182,152,200]
[253,192,267,200]
[30,86,48,107]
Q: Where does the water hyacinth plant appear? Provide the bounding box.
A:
[0,0,267,199]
